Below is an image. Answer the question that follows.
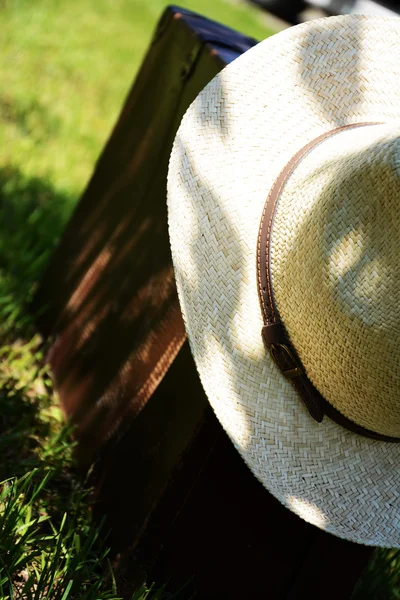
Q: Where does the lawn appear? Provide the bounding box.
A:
[0,0,399,598]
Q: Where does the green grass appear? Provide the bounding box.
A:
[0,0,271,199]
[0,339,117,599]
[352,550,400,600]
[0,0,399,598]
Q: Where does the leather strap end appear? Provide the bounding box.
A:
[292,377,325,423]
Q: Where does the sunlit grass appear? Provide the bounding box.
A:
[0,0,271,199]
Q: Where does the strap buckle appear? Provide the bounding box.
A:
[269,343,303,379]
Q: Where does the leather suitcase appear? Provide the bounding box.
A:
[33,5,257,463]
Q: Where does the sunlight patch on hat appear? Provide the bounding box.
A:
[287,496,329,529]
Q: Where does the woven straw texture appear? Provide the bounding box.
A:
[168,15,400,547]
[271,123,400,437]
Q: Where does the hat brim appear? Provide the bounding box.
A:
[167,14,400,547]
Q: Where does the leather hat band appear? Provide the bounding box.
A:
[257,122,400,443]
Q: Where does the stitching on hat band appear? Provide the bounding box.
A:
[257,122,400,443]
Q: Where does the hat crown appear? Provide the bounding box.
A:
[271,123,400,437]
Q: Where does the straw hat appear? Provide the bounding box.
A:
[167,14,400,547]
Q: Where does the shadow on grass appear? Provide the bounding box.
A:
[0,383,50,477]
[0,94,62,141]
[0,339,118,598]
[0,165,75,335]
[0,163,79,524]
[0,347,77,524]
